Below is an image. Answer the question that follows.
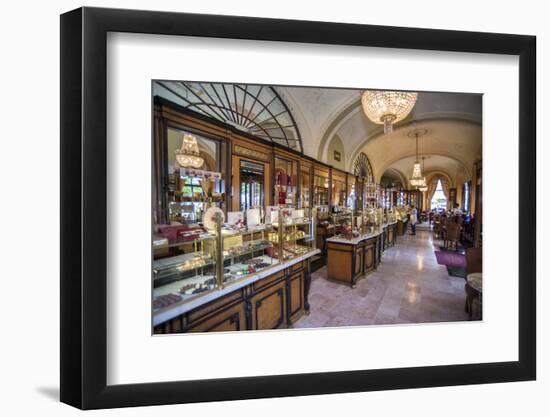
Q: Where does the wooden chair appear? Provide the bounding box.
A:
[466,247,482,274]
[444,223,460,250]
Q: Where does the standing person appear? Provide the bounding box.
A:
[409,205,418,235]
[452,203,462,216]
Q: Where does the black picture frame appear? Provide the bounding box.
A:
[60,6,536,410]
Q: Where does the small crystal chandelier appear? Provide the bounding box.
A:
[175,133,205,169]
[418,157,428,192]
[409,132,425,187]
[361,90,418,134]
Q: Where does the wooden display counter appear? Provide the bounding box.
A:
[325,231,383,287]
[384,222,397,250]
[397,218,409,236]
[316,223,336,254]
[154,250,319,334]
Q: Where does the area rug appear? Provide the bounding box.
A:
[446,265,467,278]
[434,250,466,268]
[436,245,466,254]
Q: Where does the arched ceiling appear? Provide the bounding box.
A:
[273,88,482,180]
[273,86,358,157]
[382,154,469,189]
[358,119,481,183]
[155,81,482,187]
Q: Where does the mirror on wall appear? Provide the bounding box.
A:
[300,165,311,209]
[331,173,346,208]
[313,168,330,208]
[166,128,226,224]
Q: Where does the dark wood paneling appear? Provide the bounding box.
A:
[187,302,247,333]
[251,280,287,330]
[288,271,304,323]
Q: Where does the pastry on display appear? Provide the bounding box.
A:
[153,293,182,309]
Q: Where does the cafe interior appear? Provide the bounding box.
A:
[151,82,483,334]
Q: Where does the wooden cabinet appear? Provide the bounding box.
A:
[187,302,247,333]
[287,271,305,324]
[326,236,380,288]
[251,280,287,330]
[354,244,364,278]
[326,242,354,286]
[364,239,376,273]
[327,241,363,286]
[154,259,310,334]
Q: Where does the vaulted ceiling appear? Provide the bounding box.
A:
[274,86,482,186]
[154,81,482,187]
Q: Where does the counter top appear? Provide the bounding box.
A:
[326,229,383,245]
[153,249,320,326]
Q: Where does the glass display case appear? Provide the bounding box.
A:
[219,226,279,285]
[395,207,408,222]
[386,207,397,223]
[153,234,217,309]
[152,208,315,314]
[269,208,315,261]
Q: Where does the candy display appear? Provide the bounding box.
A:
[153,293,182,310]
[152,211,314,315]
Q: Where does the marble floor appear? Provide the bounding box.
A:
[294,229,470,328]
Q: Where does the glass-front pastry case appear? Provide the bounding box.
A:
[152,207,315,315]
[218,225,279,286]
[153,234,217,309]
[269,207,315,261]
[395,206,408,222]
[386,207,397,223]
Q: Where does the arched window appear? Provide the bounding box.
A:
[354,152,377,208]
[154,81,303,152]
[353,152,374,183]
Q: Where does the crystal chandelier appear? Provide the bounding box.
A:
[409,132,425,187]
[418,157,428,192]
[175,133,205,169]
[361,90,418,134]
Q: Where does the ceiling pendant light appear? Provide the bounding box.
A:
[175,133,205,169]
[409,132,425,187]
[361,90,418,134]
[418,157,428,192]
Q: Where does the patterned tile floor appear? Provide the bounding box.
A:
[294,229,470,328]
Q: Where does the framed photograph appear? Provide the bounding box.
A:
[60,6,536,410]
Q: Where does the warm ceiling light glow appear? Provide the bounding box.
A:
[361,90,418,134]
[410,162,425,187]
[175,133,205,169]
[409,132,425,187]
